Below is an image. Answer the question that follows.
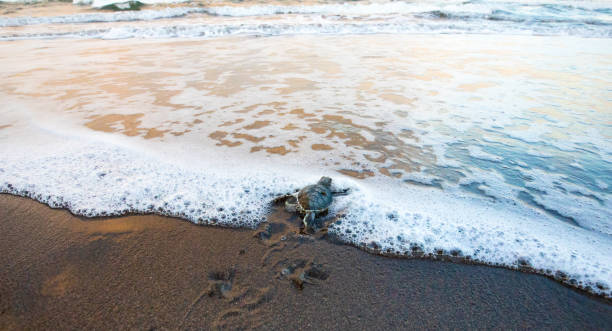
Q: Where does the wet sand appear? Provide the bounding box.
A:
[1,194,610,329]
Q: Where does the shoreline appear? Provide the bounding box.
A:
[3,187,610,300]
[1,194,610,329]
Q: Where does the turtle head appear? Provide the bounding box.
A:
[317,176,332,187]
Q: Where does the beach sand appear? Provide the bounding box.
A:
[1,194,610,329]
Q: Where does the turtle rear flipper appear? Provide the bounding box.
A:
[331,188,350,197]
[284,195,299,212]
[272,194,293,205]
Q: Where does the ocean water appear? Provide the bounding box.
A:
[0,1,610,296]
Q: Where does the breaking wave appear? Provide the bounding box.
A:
[0,7,204,27]
[2,19,611,41]
[0,0,610,39]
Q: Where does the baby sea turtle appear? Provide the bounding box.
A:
[273,176,349,230]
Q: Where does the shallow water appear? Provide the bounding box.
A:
[1,1,611,296]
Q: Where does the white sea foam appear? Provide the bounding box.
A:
[596,179,609,191]
[520,168,612,234]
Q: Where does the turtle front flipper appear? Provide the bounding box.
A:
[303,212,315,229]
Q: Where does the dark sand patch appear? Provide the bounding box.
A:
[338,169,376,179]
[289,108,316,119]
[143,128,168,139]
[250,145,291,155]
[282,123,300,131]
[209,130,242,147]
[219,118,244,127]
[311,143,333,151]
[85,113,168,139]
[85,113,145,136]
[0,194,610,330]
[243,120,272,130]
[233,133,266,143]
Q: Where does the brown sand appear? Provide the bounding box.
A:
[1,194,610,330]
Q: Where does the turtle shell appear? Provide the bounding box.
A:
[297,183,333,212]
